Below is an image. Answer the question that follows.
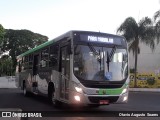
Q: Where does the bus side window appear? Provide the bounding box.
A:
[41,48,49,68]
[29,54,33,69]
[24,56,29,70]
[49,45,59,69]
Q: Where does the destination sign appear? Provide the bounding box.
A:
[74,33,125,45]
[88,36,113,43]
[79,34,122,45]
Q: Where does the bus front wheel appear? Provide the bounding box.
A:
[49,88,61,108]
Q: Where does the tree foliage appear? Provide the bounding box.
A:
[2,29,48,70]
[0,24,5,55]
[0,24,5,40]
[117,17,156,87]
[154,10,160,43]
[0,55,13,76]
[117,17,156,54]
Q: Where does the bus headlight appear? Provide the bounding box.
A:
[122,88,127,94]
[75,86,82,93]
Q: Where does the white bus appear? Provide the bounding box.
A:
[16,30,129,107]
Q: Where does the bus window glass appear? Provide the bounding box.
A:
[29,54,33,69]
[41,48,49,67]
[49,45,58,69]
[103,48,128,81]
[24,56,29,69]
[74,45,104,81]
[24,56,28,62]
[74,45,128,81]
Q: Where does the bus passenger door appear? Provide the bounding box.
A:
[33,54,39,75]
[32,54,39,93]
[60,46,70,101]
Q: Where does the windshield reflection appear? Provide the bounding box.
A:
[74,45,128,81]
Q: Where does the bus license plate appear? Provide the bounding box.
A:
[99,100,109,104]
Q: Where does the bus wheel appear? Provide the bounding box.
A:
[50,90,61,108]
[23,83,30,96]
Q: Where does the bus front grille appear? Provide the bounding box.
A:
[88,96,119,103]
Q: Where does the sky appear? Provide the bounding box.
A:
[0,0,160,40]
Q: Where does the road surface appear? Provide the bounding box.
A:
[0,88,159,120]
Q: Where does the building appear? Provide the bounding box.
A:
[129,42,160,74]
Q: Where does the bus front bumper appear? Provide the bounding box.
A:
[69,91,128,105]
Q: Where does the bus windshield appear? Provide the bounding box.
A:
[74,45,128,81]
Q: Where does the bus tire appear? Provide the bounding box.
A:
[23,82,30,97]
[49,87,61,108]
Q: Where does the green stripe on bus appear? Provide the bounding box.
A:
[98,84,127,95]
[17,40,54,58]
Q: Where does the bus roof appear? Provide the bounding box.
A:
[17,30,125,59]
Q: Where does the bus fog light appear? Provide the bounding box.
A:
[123,96,128,101]
[74,95,81,101]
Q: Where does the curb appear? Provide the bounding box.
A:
[129,88,160,92]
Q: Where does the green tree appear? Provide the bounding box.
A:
[0,24,5,41]
[2,29,48,71]
[154,10,160,42]
[0,24,5,55]
[117,17,156,87]
[0,55,13,76]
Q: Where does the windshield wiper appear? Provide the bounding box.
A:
[106,51,110,72]
[106,46,116,72]
[88,43,102,71]
[109,46,116,61]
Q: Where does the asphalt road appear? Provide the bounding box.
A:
[0,88,160,120]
